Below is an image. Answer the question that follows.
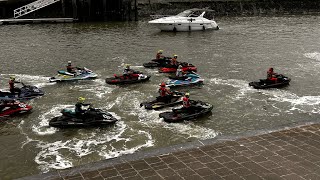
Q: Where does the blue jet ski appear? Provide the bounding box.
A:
[49,67,97,82]
[165,73,204,88]
[0,83,44,100]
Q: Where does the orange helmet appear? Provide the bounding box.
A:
[160,82,166,87]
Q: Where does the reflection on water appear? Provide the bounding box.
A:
[0,15,320,179]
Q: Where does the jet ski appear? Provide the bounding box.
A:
[0,83,44,100]
[249,74,291,89]
[0,100,32,117]
[159,100,213,123]
[165,73,204,88]
[49,107,118,128]
[159,63,197,73]
[49,67,97,82]
[143,57,171,68]
[140,91,184,110]
[106,71,151,85]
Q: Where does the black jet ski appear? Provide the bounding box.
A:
[106,71,151,85]
[159,100,213,123]
[49,108,118,128]
[140,91,184,110]
[249,74,291,89]
[0,83,44,100]
[143,57,171,68]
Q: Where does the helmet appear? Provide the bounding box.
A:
[125,64,130,68]
[10,76,15,80]
[158,50,163,54]
[185,92,190,97]
[78,97,85,102]
[173,54,178,58]
[269,67,273,71]
[178,65,182,69]
[160,82,166,87]
[68,61,71,64]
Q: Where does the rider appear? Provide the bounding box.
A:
[8,76,21,95]
[75,97,91,116]
[158,82,172,103]
[66,61,76,73]
[170,55,178,67]
[176,65,184,77]
[123,64,133,79]
[267,68,277,83]
[156,50,164,60]
[182,92,191,110]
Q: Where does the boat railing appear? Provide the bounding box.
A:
[150,15,172,19]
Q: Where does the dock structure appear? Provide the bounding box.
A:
[0,0,138,24]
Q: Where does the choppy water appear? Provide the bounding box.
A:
[0,15,320,179]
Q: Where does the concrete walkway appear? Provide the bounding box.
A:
[20,122,320,180]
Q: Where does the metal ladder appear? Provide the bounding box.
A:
[14,0,60,19]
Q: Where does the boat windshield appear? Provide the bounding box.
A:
[176,10,193,17]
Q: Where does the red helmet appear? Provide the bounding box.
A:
[160,82,166,87]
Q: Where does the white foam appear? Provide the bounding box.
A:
[304,52,320,61]
[209,78,255,98]
[32,105,72,135]
[73,79,114,98]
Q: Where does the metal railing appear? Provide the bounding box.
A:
[14,0,60,18]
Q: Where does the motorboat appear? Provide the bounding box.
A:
[148,8,219,32]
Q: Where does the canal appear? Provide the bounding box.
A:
[0,15,320,179]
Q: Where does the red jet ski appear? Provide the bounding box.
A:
[0,100,32,117]
[159,63,197,73]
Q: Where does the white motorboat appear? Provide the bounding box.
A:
[148,8,219,32]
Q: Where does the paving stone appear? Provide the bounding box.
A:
[156,168,176,178]
[223,174,244,180]
[242,174,263,180]
[123,174,143,180]
[186,161,206,170]
[232,155,251,163]
[130,161,151,171]
[187,149,207,158]
[204,150,221,157]
[167,162,187,170]
[193,167,213,177]
[212,167,234,177]
[205,161,224,170]
[231,167,253,177]
[65,176,84,180]
[240,150,258,157]
[182,174,204,180]
[163,175,183,180]
[144,157,163,165]
[282,173,305,180]
[195,155,214,164]
[258,160,280,170]
[249,155,268,163]
[138,168,156,178]
[214,155,233,164]
[106,175,124,180]
[144,175,164,180]
[260,173,284,180]
[202,174,223,180]
[149,161,168,170]
[223,161,241,169]
[270,167,292,176]
[175,168,196,177]
[241,162,270,175]
[100,169,119,178]
[114,163,132,171]
[81,170,101,179]
[120,170,138,178]
[160,156,180,165]
[275,149,293,157]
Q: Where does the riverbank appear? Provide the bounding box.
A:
[0,0,319,21]
[19,120,320,180]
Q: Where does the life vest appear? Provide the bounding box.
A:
[67,65,73,72]
[183,97,190,108]
[8,80,14,90]
[176,69,183,77]
[267,70,274,79]
[156,53,161,59]
[171,58,177,65]
[159,87,167,97]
